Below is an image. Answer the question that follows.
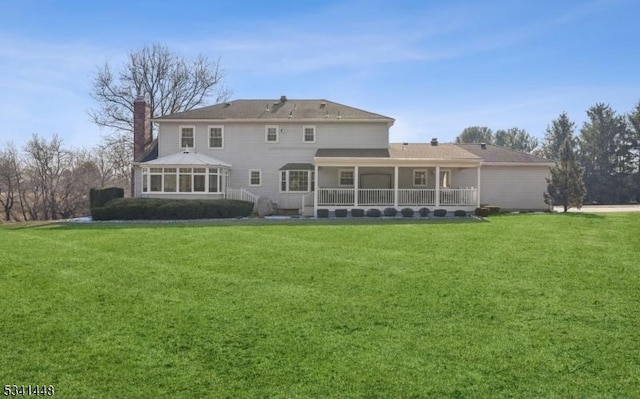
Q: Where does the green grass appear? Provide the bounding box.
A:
[1,214,639,398]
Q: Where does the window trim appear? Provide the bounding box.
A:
[249,169,262,187]
[265,125,279,143]
[280,170,314,193]
[338,169,355,187]
[179,125,196,149]
[302,125,316,143]
[207,125,224,149]
[413,169,428,187]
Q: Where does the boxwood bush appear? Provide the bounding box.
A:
[475,207,491,217]
[317,209,330,218]
[400,208,414,217]
[383,207,398,217]
[90,187,124,211]
[351,209,365,217]
[91,198,253,220]
[433,209,447,217]
[418,207,430,217]
[334,209,348,218]
[366,208,381,217]
[454,210,467,217]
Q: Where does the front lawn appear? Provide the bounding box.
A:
[1,214,638,398]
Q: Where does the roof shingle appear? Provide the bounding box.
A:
[455,143,551,163]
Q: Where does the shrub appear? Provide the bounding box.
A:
[366,209,381,217]
[418,208,430,217]
[90,187,124,210]
[454,210,466,217]
[334,209,348,218]
[481,204,501,214]
[91,198,253,220]
[351,209,365,217]
[475,207,491,217]
[401,208,414,217]
[317,209,329,218]
[383,208,398,217]
[433,209,447,217]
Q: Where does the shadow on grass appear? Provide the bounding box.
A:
[3,216,485,231]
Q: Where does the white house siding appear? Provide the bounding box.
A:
[151,121,389,208]
[457,165,550,210]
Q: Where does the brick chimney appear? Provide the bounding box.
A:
[133,96,151,161]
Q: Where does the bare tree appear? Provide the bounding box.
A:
[58,149,103,218]
[89,43,231,134]
[23,134,68,220]
[0,143,22,221]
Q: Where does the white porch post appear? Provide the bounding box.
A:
[393,166,399,207]
[354,166,359,207]
[476,165,481,207]
[435,166,440,207]
[314,164,319,216]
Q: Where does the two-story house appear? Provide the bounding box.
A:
[132,96,552,215]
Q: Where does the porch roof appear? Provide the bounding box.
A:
[389,143,481,160]
[316,148,390,158]
[139,150,232,167]
[280,163,314,171]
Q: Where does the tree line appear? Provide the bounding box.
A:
[456,101,640,209]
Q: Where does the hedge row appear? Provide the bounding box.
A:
[315,208,470,218]
[91,198,254,220]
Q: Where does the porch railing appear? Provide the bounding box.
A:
[317,188,477,207]
[439,188,477,206]
[226,188,259,204]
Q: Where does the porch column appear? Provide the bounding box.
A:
[476,165,481,207]
[393,166,399,207]
[354,166,359,207]
[314,164,319,216]
[435,166,440,207]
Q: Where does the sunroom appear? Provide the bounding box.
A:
[137,151,231,199]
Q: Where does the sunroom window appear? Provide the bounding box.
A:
[142,167,223,194]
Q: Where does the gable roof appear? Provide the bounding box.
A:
[455,143,552,164]
[152,98,394,123]
[316,148,390,158]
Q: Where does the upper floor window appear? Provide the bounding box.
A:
[180,126,195,148]
[413,170,427,187]
[208,126,224,149]
[265,125,279,143]
[303,125,316,143]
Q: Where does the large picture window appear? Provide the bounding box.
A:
[142,167,224,193]
[280,170,314,192]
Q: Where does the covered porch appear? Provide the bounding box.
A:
[309,147,482,214]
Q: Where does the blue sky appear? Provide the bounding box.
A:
[1,0,638,149]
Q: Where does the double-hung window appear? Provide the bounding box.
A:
[265,125,279,143]
[303,125,316,143]
[208,126,224,149]
[180,126,195,148]
[249,169,261,186]
[413,170,428,187]
[338,169,354,186]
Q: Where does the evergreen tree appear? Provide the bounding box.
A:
[578,103,631,203]
[628,101,640,201]
[546,136,586,212]
[542,112,574,160]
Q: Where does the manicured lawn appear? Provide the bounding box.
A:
[1,214,639,398]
